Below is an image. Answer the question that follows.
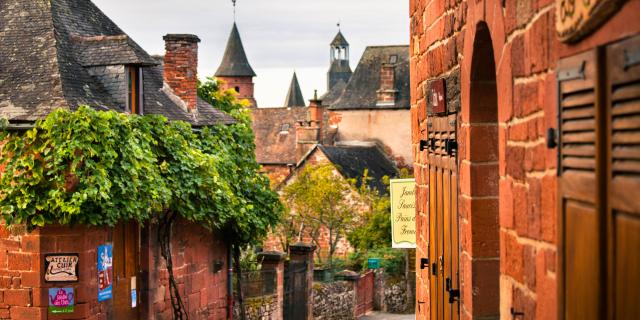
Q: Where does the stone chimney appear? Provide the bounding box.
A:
[376,63,398,106]
[163,34,201,111]
[307,90,325,143]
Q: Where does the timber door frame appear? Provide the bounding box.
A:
[427,113,460,320]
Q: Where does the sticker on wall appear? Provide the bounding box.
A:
[48,288,74,314]
[44,254,79,282]
[131,289,137,308]
[131,276,137,308]
[97,244,113,302]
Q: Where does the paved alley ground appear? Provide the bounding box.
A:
[359,312,416,320]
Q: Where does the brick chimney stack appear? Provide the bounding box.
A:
[163,34,201,111]
[376,63,398,106]
[307,90,325,143]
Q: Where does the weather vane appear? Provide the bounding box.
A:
[232,0,237,21]
[337,20,341,30]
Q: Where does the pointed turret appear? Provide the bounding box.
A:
[215,23,256,77]
[284,72,305,107]
[215,23,257,107]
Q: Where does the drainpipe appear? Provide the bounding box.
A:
[227,242,234,320]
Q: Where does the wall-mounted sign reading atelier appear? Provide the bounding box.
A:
[44,254,79,282]
[97,244,113,302]
[390,178,416,249]
[48,288,75,314]
[556,0,626,43]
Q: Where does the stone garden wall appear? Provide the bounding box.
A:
[312,281,355,320]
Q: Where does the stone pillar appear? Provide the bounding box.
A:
[289,242,316,320]
[373,268,387,311]
[336,270,361,318]
[258,251,285,320]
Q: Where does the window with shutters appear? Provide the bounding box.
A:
[558,34,640,319]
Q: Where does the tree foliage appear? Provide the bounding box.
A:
[0,87,281,247]
[282,163,359,267]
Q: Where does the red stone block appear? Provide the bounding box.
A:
[506,146,526,181]
[523,245,537,292]
[4,289,31,306]
[503,232,524,283]
[10,306,46,320]
[541,174,557,244]
[7,253,32,271]
[527,177,542,239]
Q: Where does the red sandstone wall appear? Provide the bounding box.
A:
[142,218,229,320]
[409,0,640,319]
[217,76,256,107]
[261,164,293,188]
[0,220,228,320]
[0,224,112,319]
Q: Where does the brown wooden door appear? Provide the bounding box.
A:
[112,221,140,319]
[559,34,640,320]
[427,114,459,320]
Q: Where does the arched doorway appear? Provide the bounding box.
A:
[461,21,500,319]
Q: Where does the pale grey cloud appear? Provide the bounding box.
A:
[91,0,409,107]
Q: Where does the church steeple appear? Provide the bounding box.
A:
[215,22,257,106]
[327,29,352,91]
[284,72,305,107]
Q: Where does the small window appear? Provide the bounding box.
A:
[389,55,398,64]
[279,123,291,135]
[234,86,240,93]
[127,66,142,115]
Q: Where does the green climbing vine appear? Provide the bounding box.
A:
[0,78,281,319]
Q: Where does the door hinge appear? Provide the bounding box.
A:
[624,48,640,70]
[546,128,557,149]
[445,277,460,303]
[445,139,457,155]
[420,258,430,270]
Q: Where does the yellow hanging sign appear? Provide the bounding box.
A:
[390,178,416,248]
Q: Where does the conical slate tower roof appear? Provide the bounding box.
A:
[284,72,305,107]
[331,31,349,47]
[215,23,256,77]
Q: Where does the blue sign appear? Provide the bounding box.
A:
[368,258,381,269]
[97,244,113,302]
[131,289,137,308]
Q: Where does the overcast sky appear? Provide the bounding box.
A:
[92,0,409,107]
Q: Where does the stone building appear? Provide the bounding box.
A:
[409,0,640,319]
[0,0,234,319]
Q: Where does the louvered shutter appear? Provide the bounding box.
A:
[606,35,640,319]
[558,49,603,320]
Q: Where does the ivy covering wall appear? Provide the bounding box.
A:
[0,81,282,247]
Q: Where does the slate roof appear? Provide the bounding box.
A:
[215,23,256,77]
[251,107,308,164]
[0,0,233,126]
[329,46,410,110]
[319,145,398,193]
[331,31,349,47]
[320,79,347,107]
[284,73,306,107]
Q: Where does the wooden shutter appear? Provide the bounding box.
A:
[558,49,604,320]
[427,114,459,320]
[606,35,640,319]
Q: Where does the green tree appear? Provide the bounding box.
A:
[283,164,358,268]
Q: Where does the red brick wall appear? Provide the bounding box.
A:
[142,218,229,320]
[0,219,229,320]
[217,76,256,107]
[409,0,640,319]
[163,34,201,111]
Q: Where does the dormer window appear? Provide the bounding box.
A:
[127,66,143,115]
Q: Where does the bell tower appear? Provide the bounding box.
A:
[327,29,352,91]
